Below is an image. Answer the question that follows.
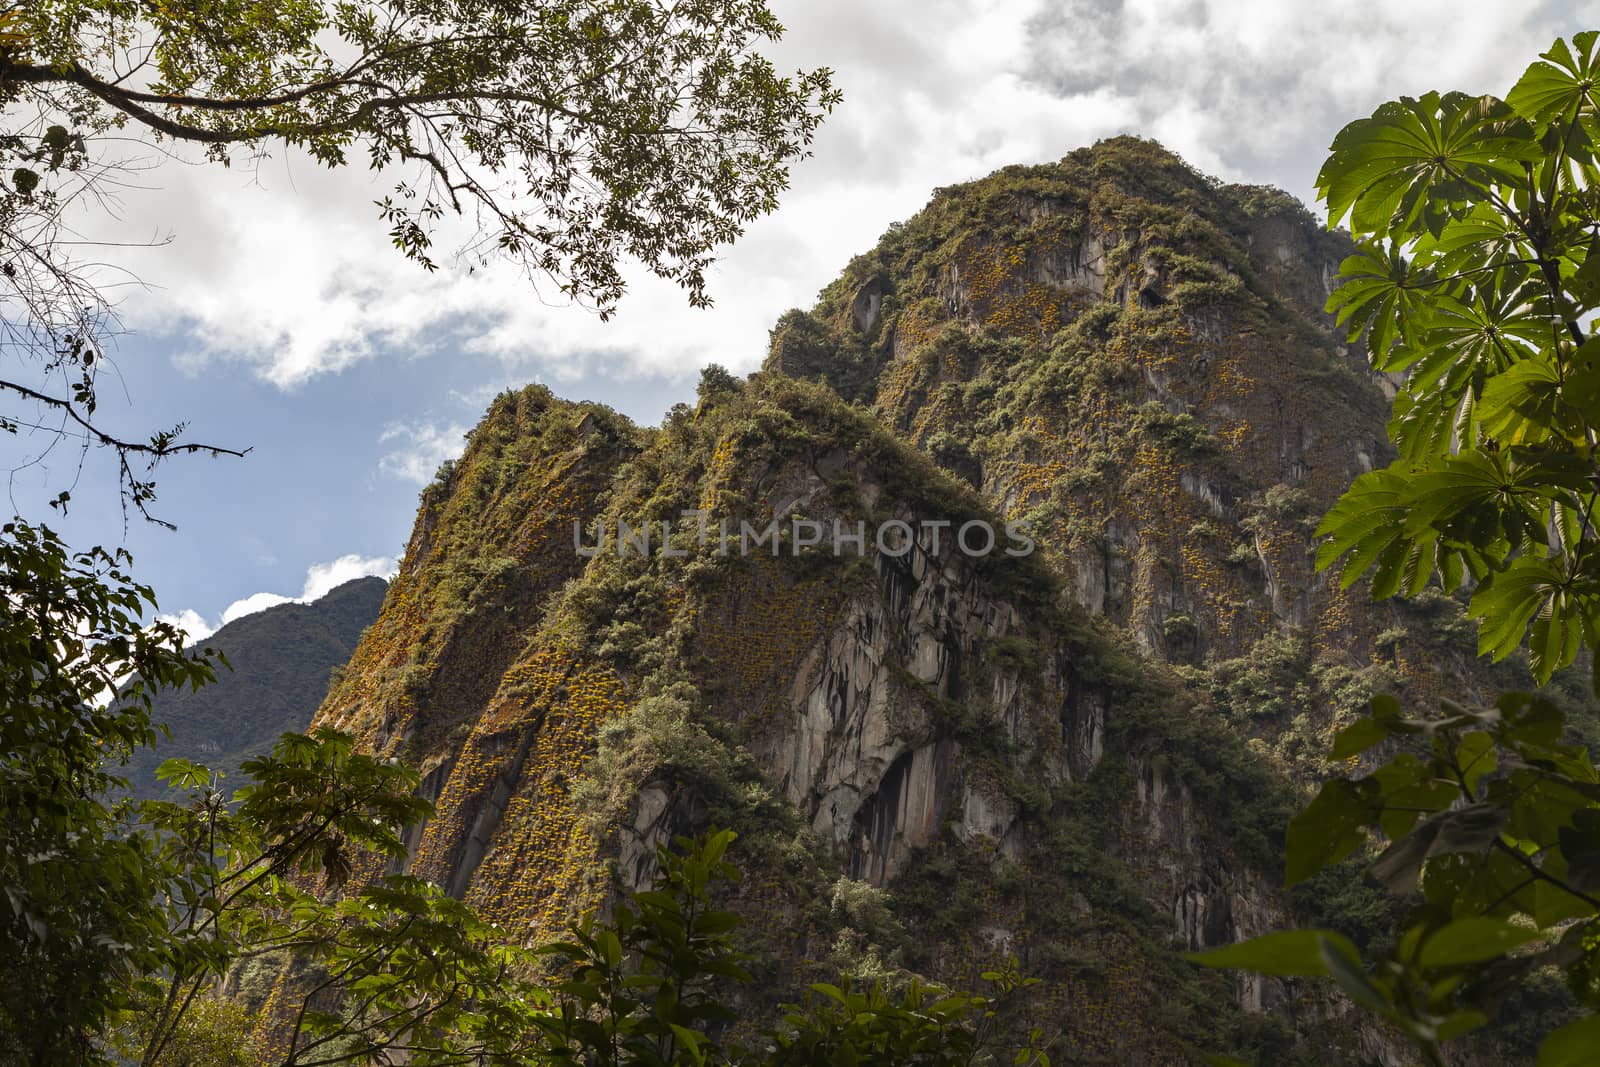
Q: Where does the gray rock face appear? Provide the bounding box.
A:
[756,523,1091,887]
[1127,759,1277,996]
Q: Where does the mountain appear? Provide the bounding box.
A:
[292,139,1593,1065]
[123,577,388,801]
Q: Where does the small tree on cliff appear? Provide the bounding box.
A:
[1191,32,1600,1065]
[0,1,837,520]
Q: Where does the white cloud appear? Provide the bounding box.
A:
[300,554,398,601]
[1017,0,1568,207]
[54,1,1588,397]
[155,608,216,645]
[175,553,398,637]
[378,421,471,485]
[219,591,296,626]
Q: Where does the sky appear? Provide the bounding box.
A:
[4,0,1599,640]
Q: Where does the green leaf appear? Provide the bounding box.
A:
[1412,202,1527,277]
[1538,1012,1600,1067]
[1479,357,1567,444]
[1564,336,1600,412]
[154,757,212,790]
[1319,934,1391,1014]
[1184,928,1359,978]
[1314,465,1437,598]
[1286,778,1379,886]
[1508,32,1600,126]
[1531,878,1594,927]
[597,929,621,970]
[692,909,740,935]
[1373,753,1457,839]
[1406,274,1545,395]
[1418,918,1541,968]
[810,982,847,1004]
[1324,243,1429,362]
[702,827,736,867]
[1568,235,1600,309]
[669,1024,706,1067]
[1557,808,1600,891]
[1331,716,1390,760]
[1468,555,1584,680]
[1317,91,1534,239]
[1389,384,1473,467]
[1403,450,1553,548]
[1434,1010,1491,1042]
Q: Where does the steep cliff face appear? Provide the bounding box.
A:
[305,139,1570,1064]
[767,138,1384,666]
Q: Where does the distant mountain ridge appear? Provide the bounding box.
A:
[123,576,387,801]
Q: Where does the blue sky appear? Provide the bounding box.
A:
[3,0,1597,638]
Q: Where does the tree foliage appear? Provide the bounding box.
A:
[4,0,835,311]
[112,753,1052,1067]
[525,828,1050,1067]
[1191,33,1600,1064]
[1313,34,1600,685]
[0,535,1038,1067]
[124,728,521,1067]
[0,0,836,521]
[0,519,217,1060]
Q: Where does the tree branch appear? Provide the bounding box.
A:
[0,377,248,460]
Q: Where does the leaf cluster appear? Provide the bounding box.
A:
[0,519,217,1061]
[1198,34,1600,1062]
[1194,692,1600,1064]
[1315,34,1600,683]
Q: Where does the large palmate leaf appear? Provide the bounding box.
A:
[1404,271,1548,396]
[1507,31,1600,126]
[1315,466,1444,598]
[1468,554,1589,680]
[1319,448,1589,605]
[1478,355,1593,444]
[1411,202,1531,277]
[1325,241,1433,363]
[1318,91,1537,238]
[1388,383,1475,463]
[1401,448,1582,549]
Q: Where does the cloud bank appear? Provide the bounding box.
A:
[159,553,397,643]
[68,2,1590,400]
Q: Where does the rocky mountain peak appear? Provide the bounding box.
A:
[294,139,1572,1064]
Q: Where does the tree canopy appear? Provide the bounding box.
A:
[0,0,837,520]
[0,519,216,1059]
